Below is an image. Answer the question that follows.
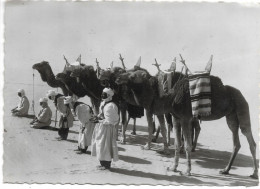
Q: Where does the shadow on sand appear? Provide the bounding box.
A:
[110,167,258,186]
[110,168,218,185]
[19,114,36,119]
[119,155,152,165]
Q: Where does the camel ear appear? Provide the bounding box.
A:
[135,56,141,67]
[205,55,213,73]
[110,61,114,69]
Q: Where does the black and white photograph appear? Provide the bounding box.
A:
[1,0,260,186]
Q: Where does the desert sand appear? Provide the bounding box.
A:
[3,82,259,186]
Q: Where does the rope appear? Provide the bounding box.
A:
[32,70,35,116]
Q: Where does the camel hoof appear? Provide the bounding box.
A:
[183,172,191,176]
[191,148,196,152]
[219,169,229,175]
[131,131,136,135]
[141,143,150,150]
[249,172,258,179]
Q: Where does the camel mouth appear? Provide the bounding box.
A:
[32,64,38,69]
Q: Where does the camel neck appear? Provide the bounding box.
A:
[80,72,103,100]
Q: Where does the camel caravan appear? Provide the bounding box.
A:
[12,54,257,178]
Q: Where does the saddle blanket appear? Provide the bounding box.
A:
[188,72,211,117]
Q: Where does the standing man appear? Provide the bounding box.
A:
[47,90,73,140]
[30,97,52,128]
[11,89,30,117]
[91,88,119,170]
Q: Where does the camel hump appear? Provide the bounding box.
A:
[210,75,224,88]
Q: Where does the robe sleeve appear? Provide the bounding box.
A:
[16,97,25,111]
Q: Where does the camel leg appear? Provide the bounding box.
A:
[168,116,181,172]
[153,125,160,142]
[237,114,258,179]
[165,113,173,146]
[180,118,193,176]
[191,119,201,152]
[120,103,128,144]
[142,110,153,150]
[131,118,137,135]
[242,130,258,179]
[157,115,170,154]
[220,112,241,175]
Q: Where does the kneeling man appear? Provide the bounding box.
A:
[30,97,52,128]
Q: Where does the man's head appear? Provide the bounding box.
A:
[39,97,48,107]
[101,88,114,102]
[46,90,57,101]
[17,89,25,97]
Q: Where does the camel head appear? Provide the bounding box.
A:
[116,70,150,85]
[32,61,52,82]
[99,67,126,87]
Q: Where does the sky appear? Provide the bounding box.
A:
[4,1,260,123]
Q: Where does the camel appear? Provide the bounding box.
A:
[152,59,201,151]
[68,63,131,141]
[32,61,70,95]
[98,56,174,148]
[115,65,258,178]
[98,55,145,136]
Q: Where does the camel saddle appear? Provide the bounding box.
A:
[157,70,174,97]
[187,55,213,117]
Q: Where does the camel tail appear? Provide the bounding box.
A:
[227,86,252,133]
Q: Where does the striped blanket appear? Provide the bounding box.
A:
[188,72,211,117]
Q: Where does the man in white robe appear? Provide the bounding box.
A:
[30,97,52,128]
[91,88,119,170]
[11,89,30,117]
[47,90,73,140]
[64,96,95,154]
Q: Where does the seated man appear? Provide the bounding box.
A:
[11,89,30,117]
[30,97,52,129]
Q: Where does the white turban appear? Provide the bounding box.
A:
[102,88,114,102]
[17,89,25,96]
[39,97,48,103]
[46,90,57,100]
[103,88,114,97]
